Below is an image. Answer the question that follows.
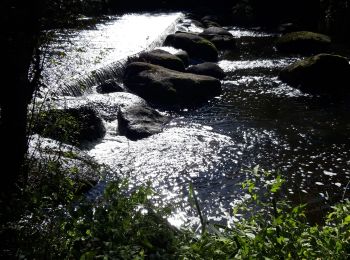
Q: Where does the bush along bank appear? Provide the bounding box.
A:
[2,166,350,259]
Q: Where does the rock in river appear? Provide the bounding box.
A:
[279,53,350,95]
[199,27,236,50]
[96,79,123,94]
[33,106,106,148]
[123,62,221,105]
[276,31,331,54]
[137,49,185,71]
[186,62,226,79]
[163,32,218,62]
[118,103,169,140]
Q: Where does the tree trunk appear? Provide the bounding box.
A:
[1,1,40,195]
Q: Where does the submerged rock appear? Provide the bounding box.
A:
[33,106,106,148]
[96,79,123,94]
[163,32,218,62]
[186,62,226,79]
[279,53,350,94]
[199,27,236,50]
[123,62,221,105]
[137,49,185,71]
[118,104,169,140]
[276,31,331,54]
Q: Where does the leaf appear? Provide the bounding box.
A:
[344,215,350,225]
[253,165,260,176]
[245,233,255,239]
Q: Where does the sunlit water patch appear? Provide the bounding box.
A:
[89,123,247,227]
[219,58,298,72]
[228,27,278,38]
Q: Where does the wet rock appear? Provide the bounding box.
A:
[186,62,226,79]
[85,92,148,121]
[137,49,185,71]
[123,62,221,105]
[276,31,331,54]
[174,50,189,67]
[96,79,123,94]
[199,27,236,50]
[163,32,218,62]
[192,19,205,28]
[33,106,105,148]
[279,54,350,95]
[201,26,233,37]
[118,104,169,140]
[201,15,221,28]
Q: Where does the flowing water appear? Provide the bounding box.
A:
[38,12,350,228]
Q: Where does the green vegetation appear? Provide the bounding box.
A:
[2,163,349,259]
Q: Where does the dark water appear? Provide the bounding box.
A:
[36,13,350,228]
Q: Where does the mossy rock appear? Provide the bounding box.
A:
[279,53,350,95]
[33,106,105,148]
[137,49,185,71]
[276,31,331,54]
[163,32,218,62]
[123,62,221,105]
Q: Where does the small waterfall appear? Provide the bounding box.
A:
[41,12,184,97]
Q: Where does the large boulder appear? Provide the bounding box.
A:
[163,32,218,62]
[199,27,236,50]
[118,104,169,140]
[186,62,226,79]
[123,62,221,105]
[279,54,350,94]
[96,79,123,94]
[137,49,185,71]
[276,31,331,54]
[33,106,106,148]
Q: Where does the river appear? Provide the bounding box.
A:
[36,12,350,228]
